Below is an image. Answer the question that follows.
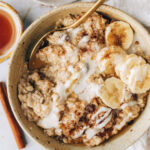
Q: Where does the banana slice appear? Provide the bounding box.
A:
[99,77,124,109]
[96,46,126,75]
[114,54,150,93]
[97,46,126,61]
[105,21,134,50]
[115,54,146,82]
[126,64,150,94]
[124,54,146,70]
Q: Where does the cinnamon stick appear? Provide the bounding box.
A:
[0,82,26,149]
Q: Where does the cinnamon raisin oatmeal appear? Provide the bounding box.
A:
[18,12,150,146]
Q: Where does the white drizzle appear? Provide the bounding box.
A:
[72,56,102,102]
[67,27,82,40]
[57,33,67,45]
[78,36,90,47]
[72,126,87,139]
[91,107,111,120]
[97,113,112,129]
[121,101,137,109]
[96,109,111,124]
[71,107,112,139]
[53,54,104,103]
[38,102,59,129]
[86,113,112,140]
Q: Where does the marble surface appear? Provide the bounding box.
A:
[0,0,150,150]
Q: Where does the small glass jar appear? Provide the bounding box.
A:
[0,2,23,63]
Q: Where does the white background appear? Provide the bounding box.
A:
[0,0,150,150]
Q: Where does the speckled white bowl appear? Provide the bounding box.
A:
[8,2,150,150]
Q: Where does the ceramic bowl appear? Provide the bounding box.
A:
[7,2,150,150]
[0,1,23,63]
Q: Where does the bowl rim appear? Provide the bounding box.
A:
[7,2,150,150]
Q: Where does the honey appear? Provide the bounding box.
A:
[0,9,16,56]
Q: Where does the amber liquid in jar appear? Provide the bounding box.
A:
[0,9,16,56]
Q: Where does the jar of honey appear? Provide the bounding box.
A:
[0,2,23,63]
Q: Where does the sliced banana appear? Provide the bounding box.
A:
[126,64,150,94]
[114,53,150,94]
[105,21,134,50]
[115,54,146,82]
[97,46,126,61]
[99,77,124,109]
[96,46,126,75]
[124,54,146,70]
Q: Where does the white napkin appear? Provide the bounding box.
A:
[82,0,150,27]
[105,0,150,27]
[33,0,77,7]
[127,129,150,150]
[34,0,150,27]
[33,0,150,149]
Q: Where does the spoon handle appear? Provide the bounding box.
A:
[65,0,106,29]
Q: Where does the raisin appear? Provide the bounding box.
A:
[132,94,138,100]
[85,104,96,113]
[128,120,134,125]
[59,111,64,121]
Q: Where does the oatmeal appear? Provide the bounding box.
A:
[18,12,150,146]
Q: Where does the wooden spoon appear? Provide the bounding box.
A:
[29,0,106,70]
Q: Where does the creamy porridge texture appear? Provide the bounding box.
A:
[18,12,150,146]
